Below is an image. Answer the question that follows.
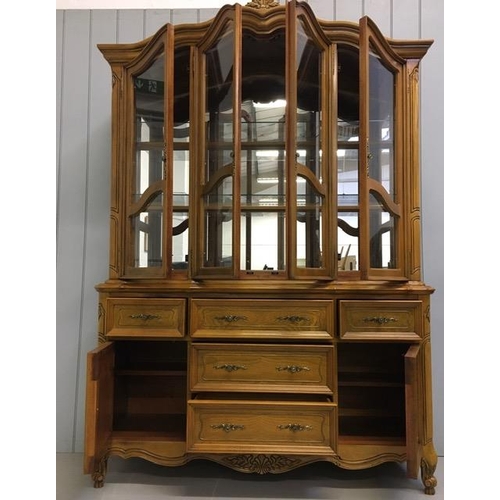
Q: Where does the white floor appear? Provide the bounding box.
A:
[57,453,444,499]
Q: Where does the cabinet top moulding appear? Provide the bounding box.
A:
[98,4,433,63]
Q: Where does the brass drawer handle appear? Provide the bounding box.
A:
[214,315,248,322]
[277,423,313,432]
[276,315,308,323]
[129,313,160,320]
[276,365,311,373]
[211,423,245,433]
[213,364,247,372]
[363,316,397,324]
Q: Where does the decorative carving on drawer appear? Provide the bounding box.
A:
[277,423,313,432]
[214,315,248,322]
[222,454,302,474]
[211,423,245,433]
[129,313,161,321]
[276,315,309,323]
[275,365,311,373]
[213,364,248,372]
[363,316,397,324]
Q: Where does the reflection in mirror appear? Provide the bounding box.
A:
[204,177,233,268]
[337,143,359,206]
[133,193,163,268]
[171,46,191,273]
[369,192,396,269]
[338,212,359,271]
[203,22,235,269]
[296,192,322,268]
[134,55,165,195]
[240,100,286,271]
[295,20,323,270]
[239,27,287,272]
[369,54,394,196]
[241,212,284,271]
[172,151,189,271]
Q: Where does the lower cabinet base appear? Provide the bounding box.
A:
[89,446,438,495]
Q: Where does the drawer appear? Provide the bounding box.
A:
[339,300,422,340]
[106,298,186,338]
[189,299,334,340]
[190,344,334,395]
[187,397,336,454]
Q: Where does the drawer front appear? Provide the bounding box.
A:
[187,399,336,454]
[190,299,334,340]
[339,300,422,340]
[190,344,334,395]
[106,298,186,338]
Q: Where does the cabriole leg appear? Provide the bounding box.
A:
[420,444,438,495]
[91,456,108,488]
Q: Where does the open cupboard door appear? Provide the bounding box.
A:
[84,342,115,487]
[404,344,421,478]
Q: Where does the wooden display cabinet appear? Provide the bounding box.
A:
[84,0,437,494]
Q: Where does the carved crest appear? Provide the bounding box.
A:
[246,0,280,9]
[222,454,301,473]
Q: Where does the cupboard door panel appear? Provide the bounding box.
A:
[84,342,114,477]
[405,343,420,478]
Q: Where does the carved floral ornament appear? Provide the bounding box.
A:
[246,0,280,9]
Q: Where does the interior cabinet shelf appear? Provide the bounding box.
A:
[116,369,188,377]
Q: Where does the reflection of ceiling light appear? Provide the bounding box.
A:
[257,177,279,184]
[256,150,280,157]
[253,99,286,108]
[295,150,322,157]
[257,177,305,184]
[259,198,278,205]
[348,136,359,142]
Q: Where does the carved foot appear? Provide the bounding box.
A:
[91,457,108,488]
[420,453,438,495]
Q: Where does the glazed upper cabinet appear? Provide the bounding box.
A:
[99,0,431,283]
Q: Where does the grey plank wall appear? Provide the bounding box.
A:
[56,0,444,456]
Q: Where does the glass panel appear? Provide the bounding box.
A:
[296,191,322,268]
[205,23,234,182]
[204,177,233,267]
[134,55,165,195]
[174,46,190,144]
[172,46,191,272]
[369,54,394,195]
[132,193,163,268]
[337,212,359,271]
[369,192,397,269]
[338,148,359,207]
[135,147,163,196]
[203,22,235,268]
[172,212,189,269]
[132,55,165,271]
[240,28,286,272]
[296,21,323,269]
[172,150,189,270]
[241,212,284,272]
[337,45,360,206]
